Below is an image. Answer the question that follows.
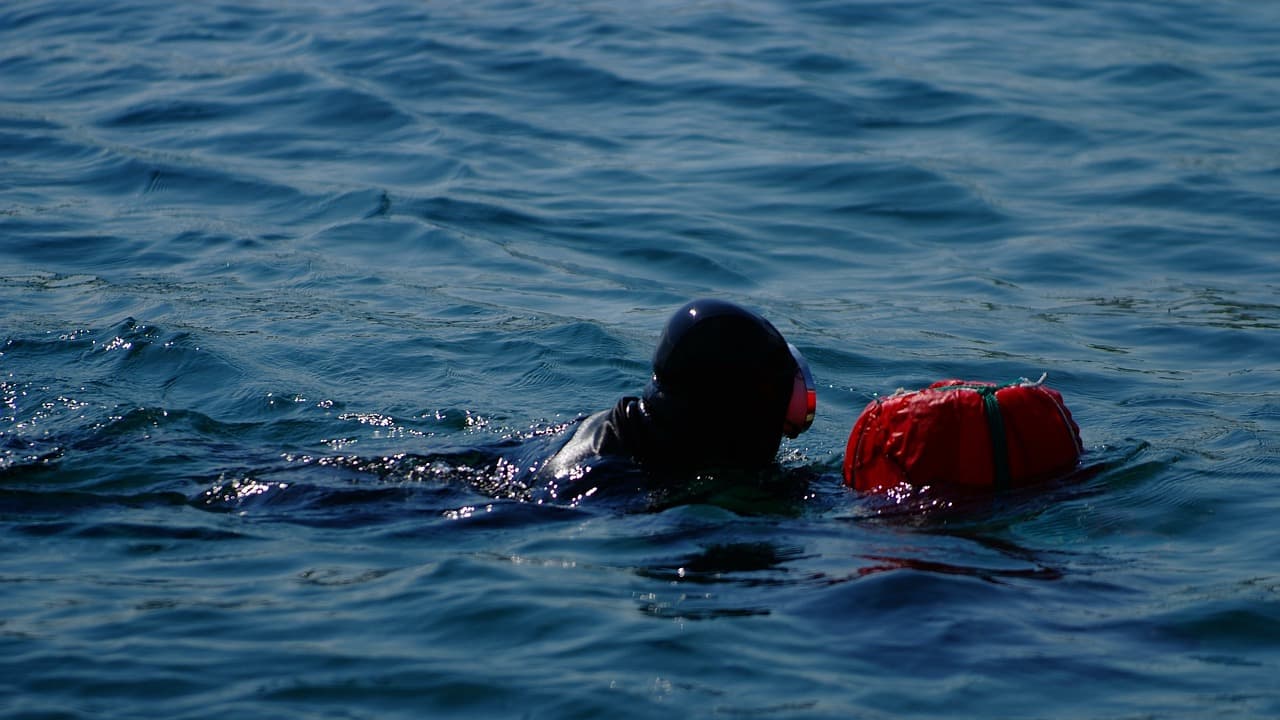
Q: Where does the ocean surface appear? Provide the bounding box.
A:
[3,1,1278,717]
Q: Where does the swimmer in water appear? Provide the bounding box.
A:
[542,298,815,480]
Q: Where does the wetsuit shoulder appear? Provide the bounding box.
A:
[541,396,642,478]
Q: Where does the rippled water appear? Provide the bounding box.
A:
[3,1,1279,717]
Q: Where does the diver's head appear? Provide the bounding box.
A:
[641,299,815,470]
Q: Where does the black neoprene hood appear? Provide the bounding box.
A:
[650,298,797,393]
[639,299,798,469]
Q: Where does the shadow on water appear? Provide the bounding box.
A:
[617,439,1162,621]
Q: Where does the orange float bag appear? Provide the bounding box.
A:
[843,378,1083,493]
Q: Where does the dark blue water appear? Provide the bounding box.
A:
[3,1,1279,717]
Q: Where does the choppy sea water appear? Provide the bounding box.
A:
[3,1,1279,717]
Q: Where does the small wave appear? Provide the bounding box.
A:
[98,98,239,128]
[618,246,755,289]
[0,487,188,516]
[1099,61,1207,86]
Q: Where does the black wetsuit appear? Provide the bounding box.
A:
[539,298,807,489]
[536,394,814,515]
[540,396,646,481]
[540,392,785,479]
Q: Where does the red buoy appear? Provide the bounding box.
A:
[843,379,1083,493]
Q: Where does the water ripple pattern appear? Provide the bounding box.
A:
[2,1,1279,718]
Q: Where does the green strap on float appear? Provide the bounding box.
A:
[940,382,1013,491]
[978,386,1011,491]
